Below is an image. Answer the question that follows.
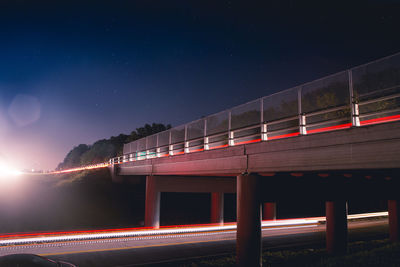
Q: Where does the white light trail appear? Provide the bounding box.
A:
[347,211,388,220]
[0,218,318,246]
[0,212,387,247]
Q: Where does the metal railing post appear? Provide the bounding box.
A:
[299,114,307,135]
[352,102,360,126]
[348,70,360,127]
[260,98,268,141]
[169,130,173,156]
[204,119,209,150]
[184,125,190,153]
[298,87,307,135]
[156,134,161,157]
[261,123,268,141]
[228,111,234,146]
[145,138,150,159]
[229,131,234,146]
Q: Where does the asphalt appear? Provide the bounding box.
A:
[0,219,389,267]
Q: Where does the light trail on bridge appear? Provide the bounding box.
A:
[51,162,109,174]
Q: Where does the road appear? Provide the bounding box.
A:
[0,217,389,266]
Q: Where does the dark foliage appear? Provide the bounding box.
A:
[57,144,90,170]
[57,123,171,170]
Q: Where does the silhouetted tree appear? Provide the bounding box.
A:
[57,144,90,170]
[57,123,171,169]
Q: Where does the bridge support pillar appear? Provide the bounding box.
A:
[263,202,276,220]
[145,176,160,229]
[237,173,262,267]
[326,200,348,254]
[388,199,400,242]
[211,192,224,225]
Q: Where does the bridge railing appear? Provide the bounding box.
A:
[116,52,400,164]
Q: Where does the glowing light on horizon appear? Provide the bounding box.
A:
[0,162,23,178]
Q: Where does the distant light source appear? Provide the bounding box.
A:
[0,162,22,178]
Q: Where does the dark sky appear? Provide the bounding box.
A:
[0,0,399,170]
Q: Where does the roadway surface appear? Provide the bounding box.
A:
[0,217,388,267]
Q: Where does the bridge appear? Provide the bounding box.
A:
[61,52,400,266]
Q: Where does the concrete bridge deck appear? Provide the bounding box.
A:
[115,120,400,176]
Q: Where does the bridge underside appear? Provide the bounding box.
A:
[236,170,400,265]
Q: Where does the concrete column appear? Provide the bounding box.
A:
[145,176,160,228]
[388,200,400,242]
[211,192,224,225]
[237,173,262,267]
[326,200,348,254]
[263,202,276,220]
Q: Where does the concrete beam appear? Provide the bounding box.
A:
[118,160,152,176]
[236,173,262,267]
[152,155,247,176]
[152,176,235,193]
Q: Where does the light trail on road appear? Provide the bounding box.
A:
[0,211,387,247]
[0,216,389,267]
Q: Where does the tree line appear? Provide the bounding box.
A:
[57,123,171,170]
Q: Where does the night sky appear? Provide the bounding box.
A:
[0,1,399,170]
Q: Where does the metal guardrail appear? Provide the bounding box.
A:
[108,53,400,164]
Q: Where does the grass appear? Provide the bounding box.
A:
[169,239,400,267]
